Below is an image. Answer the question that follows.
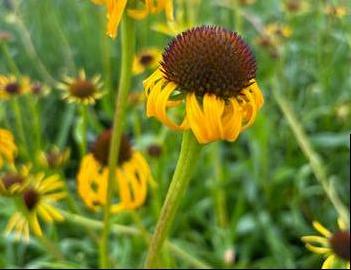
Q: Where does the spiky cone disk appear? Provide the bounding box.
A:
[144,25,264,144]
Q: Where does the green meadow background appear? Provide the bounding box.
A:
[0,0,350,268]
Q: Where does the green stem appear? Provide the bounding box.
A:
[272,84,349,227]
[1,43,20,76]
[11,99,29,160]
[61,210,211,269]
[99,14,135,268]
[26,96,42,154]
[56,104,76,149]
[212,142,228,228]
[144,131,202,268]
[38,235,64,261]
[80,105,88,156]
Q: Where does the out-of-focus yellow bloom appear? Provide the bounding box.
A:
[264,23,293,39]
[91,0,174,39]
[324,5,348,18]
[30,81,50,97]
[132,48,162,75]
[37,147,70,170]
[0,165,29,196]
[0,75,30,100]
[77,129,152,213]
[302,219,350,269]
[255,23,292,58]
[0,129,17,169]
[144,26,264,144]
[5,172,66,242]
[58,70,104,105]
[283,0,310,14]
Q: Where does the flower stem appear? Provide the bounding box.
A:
[144,131,202,268]
[10,98,29,160]
[99,14,135,268]
[61,210,211,269]
[272,83,350,227]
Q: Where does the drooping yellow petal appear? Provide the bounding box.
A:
[147,81,188,130]
[301,235,329,245]
[322,255,336,269]
[106,0,128,39]
[313,221,332,238]
[305,243,331,254]
[222,98,242,141]
[29,213,43,236]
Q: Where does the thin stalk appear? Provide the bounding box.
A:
[272,83,349,226]
[99,14,135,268]
[61,210,211,269]
[1,43,20,76]
[80,105,88,156]
[38,235,64,261]
[11,99,29,160]
[56,104,76,149]
[144,131,202,268]
[26,96,42,154]
[212,143,228,228]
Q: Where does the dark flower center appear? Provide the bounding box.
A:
[5,82,20,94]
[32,82,43,94]
[329,231,350,261]
[69,80,96,98]
[139,54,154,66]
[161,25,257,99]
[286,0,301,12]
[23,188,40,210]
[45,151,62,168]
[2,173,24,189]
[91,129,132,166]
[147,144,162,158]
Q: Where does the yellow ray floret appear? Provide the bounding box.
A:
[0,129,17,169]
[77,152,151,213]
[92,0,174,39]
[143,69,264,144]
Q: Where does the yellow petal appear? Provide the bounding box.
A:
[313,221,332,238]
[106,0,128,39]
[322,255,336,269]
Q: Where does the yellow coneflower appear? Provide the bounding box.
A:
[255,23,292,58]
[58,70,104,105]
[283,0,309,14]
[91,0,174,39]
[0,75,30,100]
[30,81,50,96]
[302,219,350,269]
[5,172,66,242]
[37,147,70,170]
[0,129,17,169]
[324,5,348,18]
[77,129,151,213]
[132,48,162,75]
[0,165,30,196]
[143,26,264,144]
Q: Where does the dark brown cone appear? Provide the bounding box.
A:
[161,25,257,99]
[329,231,350,261]
[5,82,20,95]
[139,54,154,66]
[69,80,96,98]
[2,173,24,189]
[23,188,40,210]
[91,129,132,166]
